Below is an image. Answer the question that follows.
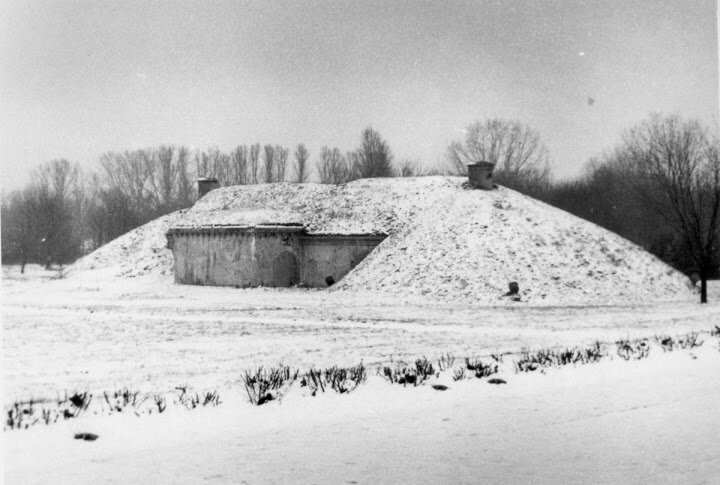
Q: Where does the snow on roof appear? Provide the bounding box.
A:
[172,176,457,235]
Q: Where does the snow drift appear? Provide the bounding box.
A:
[67,176,695,304]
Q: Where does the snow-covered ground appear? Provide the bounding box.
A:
[3,172,719,484]
[3,295,720,484]
[3,267,719,403]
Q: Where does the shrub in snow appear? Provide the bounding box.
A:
[153,395,167,413]
[103,388,143,414]
[175,387,221,409]
[436,353,456,371]
[241,366,298,405]
[514,343,606,372]
[677,332,703,349]
[465,358,498,378]
[5,392,94,430]
[300,364,367,396]
[616,339,650,361]
[382,358,435,386]
[656,335,675,352]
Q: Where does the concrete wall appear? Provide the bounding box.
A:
[167,227,385,288]
[468,162,495,190]
[299,235,386,287]
[168,227,302,287]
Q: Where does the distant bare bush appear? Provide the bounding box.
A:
[242,366,298,405]
[465,357,498,378]
[616,338,650,361]
[300,363,367,396]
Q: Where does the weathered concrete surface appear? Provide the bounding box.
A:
[168,226,303,287]
[300,235,387,287]
[468,162,495,190]
[167,227,385,288]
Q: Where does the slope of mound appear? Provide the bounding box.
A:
[334,183,696,304]
[67,177,695,305]
[177,176,693,304]
[66,210,187,280]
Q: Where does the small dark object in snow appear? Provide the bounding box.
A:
[257,393,275,405]
[398,374,417,385]
[487,378,507,385]
[506,282,519,295]
[74,433,98,441]
[69,392,88,408]
[511,296,521,302]
[431,384,449,391]
[325,276,335,286]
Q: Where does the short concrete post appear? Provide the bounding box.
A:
[467,162,495,190]
[197,177,220,198]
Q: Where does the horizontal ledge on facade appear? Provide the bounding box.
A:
[167,224,305,236]
[167,226,388,240]
[301,234,387,243]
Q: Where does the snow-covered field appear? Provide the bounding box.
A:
[3,266,719,402]
[3,265,720,483]
[2,179,719,483]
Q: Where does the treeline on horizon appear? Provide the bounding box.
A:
[2,117,718,283]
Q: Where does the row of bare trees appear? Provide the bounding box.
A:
[3,116,719,303]
[444,115,720,303]
[0,128,400,267]
[534,115,720,303]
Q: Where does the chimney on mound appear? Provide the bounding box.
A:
[197,177,220,199]
[467,162,495,190]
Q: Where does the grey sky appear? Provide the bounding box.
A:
[1,0,717,190]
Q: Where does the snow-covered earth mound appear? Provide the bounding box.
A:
[67,176,695,304]
[66,210,188,280]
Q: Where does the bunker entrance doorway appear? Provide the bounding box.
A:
[272,252,299,286]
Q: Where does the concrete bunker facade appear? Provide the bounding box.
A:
[166,225,386,288]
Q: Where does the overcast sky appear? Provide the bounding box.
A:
[1,0,717,190]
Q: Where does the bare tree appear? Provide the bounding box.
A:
[153,146,177,209]
[448,118,551,195]
[27,159,82,265]
[263,145,275,183]
[397,158,424,177]
[230,145,249,185]
[99,150,156,214]
[293,143,310,183]
[195,146,231,184]
[274,145,289,182]
[175,146,194,206]
[1,188,39,271]
[620,114,720,303]
[249,143,261,184]
[352,127,394,178]
[317,146,353,184]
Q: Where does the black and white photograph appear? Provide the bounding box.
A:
[1,0,719,483]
